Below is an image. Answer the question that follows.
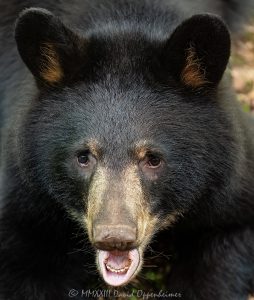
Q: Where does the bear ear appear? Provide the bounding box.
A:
[163,14,231,89]
[15,8,86,86]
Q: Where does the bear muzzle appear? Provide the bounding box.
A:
[93,224,140,286]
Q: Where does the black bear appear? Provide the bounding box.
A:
[0,0,254,299]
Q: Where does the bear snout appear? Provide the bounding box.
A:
[93,224,137,251]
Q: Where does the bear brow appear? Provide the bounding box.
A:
[87,139,103,158]
[134,140,163,160]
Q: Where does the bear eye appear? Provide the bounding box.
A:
[139,152,163,180]
[146,154,162,168]
[77,151,90,167]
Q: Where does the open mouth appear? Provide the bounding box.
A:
[98,249,140,286]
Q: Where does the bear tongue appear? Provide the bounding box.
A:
[106,250,130,269]
[98,249,140,287]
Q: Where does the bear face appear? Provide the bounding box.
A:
[14,8,233,287]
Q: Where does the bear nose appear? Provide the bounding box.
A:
[93,224,137,251]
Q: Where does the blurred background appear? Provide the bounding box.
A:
[232,18,254,115]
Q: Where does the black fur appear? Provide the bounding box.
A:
[0,1,254,299]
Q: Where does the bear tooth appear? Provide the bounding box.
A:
[105,264,130,273]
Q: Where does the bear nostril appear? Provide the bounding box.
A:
[94,238,132,251]
[93,225,137,251]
